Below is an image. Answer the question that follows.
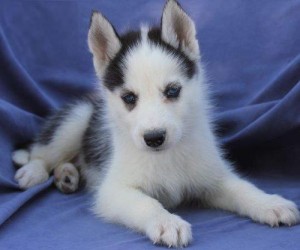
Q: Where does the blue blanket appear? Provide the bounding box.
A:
[1,0,299,249]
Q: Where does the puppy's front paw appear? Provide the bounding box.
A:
[146,214,192,248]
[15,160,49,189]
[253,195,300,227]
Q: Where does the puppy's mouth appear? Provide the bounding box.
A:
[148,145,168,153]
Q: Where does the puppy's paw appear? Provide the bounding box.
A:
[252,194,300,227]
[12,149,30,166]
[54,163,79,194]
[15,160,49,189]
[146,213,192,248]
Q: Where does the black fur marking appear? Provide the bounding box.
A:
[36,104,74,145]
[103,31,141,91]
[121,90,138,111]
[102,27,195,92]
[36,95,97,146]
[148,28,196,78]
[35,94,111,183]
[82,98,111,168]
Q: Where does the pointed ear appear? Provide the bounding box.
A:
[88,11,121,77]
[161,0,199,60]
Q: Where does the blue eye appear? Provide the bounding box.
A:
[122,92,137,105]
[164,85,182,99]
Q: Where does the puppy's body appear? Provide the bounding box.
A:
[13,0,299,247]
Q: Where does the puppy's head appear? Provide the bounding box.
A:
[88,0,202,152]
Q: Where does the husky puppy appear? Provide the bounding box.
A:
[12,0,299,247]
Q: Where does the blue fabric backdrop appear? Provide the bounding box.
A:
[0,0,299,249]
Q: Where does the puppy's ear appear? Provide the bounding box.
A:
[88,11,121,77]
[161,0,199,60]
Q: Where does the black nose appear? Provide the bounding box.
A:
[144,130,166,148]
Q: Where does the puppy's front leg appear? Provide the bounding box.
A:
[209,173,300,226]
[94,182,192,247]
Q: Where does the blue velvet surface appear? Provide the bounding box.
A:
[0,0,299,249]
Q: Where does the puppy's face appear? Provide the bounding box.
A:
[88,0,201,151]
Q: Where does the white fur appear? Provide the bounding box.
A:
[91,2,299,247]
[15,159,49,189]
[95,52,224,246]
[13,0,299,248]
[14,102,93,188]
[88,12,122,77]
[161,0,200,60]
[12,149,30,166]
[93,27,299,248]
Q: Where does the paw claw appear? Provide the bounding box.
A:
[147,214,192,248]
[252,195,300,227]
